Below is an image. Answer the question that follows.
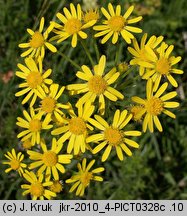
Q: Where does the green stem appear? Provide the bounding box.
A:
[80,40,94,67]
[115,42,121,66]
[93,39,100,62]
[4,178,22,200]
[151,132,162,160]
[52,0,66,21]
[57,51,81,70]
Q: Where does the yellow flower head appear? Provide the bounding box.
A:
[27,138,73,180]
[15,57,53,107]
[19,17,57,60]
[66,158,104,196]
[16,108,53,146]
[37,83,69,121]
[83,9,99,23]
[51,103,95,155]
[128,33,164,76]
[94,3,142,44]
[52,3,96,47]
[87,109,141,161]
[132,79,179,132]
[21,170,56,200]
[138,42,183,89]
[3,149,27,176]
[49,180,63,193]
[67,55,124,115]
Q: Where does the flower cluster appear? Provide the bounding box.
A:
[3,3,183,199]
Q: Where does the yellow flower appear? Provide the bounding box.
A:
[49,180,63,193]
[3,149,27,176]
[93,3,142,44]
[19,17,57,60]
[132,79,179,133]
[66,158,104,196]
[52,3,96,47]
[128,33,164,76]
[138,42,183,89]
[15,57,53,107]
[21,170,56,200]
[87,109,141,161]
[66,55,124,115]
[16,108,53,146]
[19,17,56,60]
[83,9,99,23]
[37,83,69,122]
[51,103,94,155]
[27,138,72,180]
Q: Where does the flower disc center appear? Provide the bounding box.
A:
[42,151,58,167]
[81,172,93,187]
[156,58,170,75]
[108,16,125,32]
[41,97,56,113]
[104,128,122,146]
[10,159,20,170]
[27,71,43,89]
[88,75,107,95]
[29,119,42,132]
[69,117,87,135]
[30,31,44,48]
[64,18,82,35]
[145,97,164,115]
[30,182,44,197]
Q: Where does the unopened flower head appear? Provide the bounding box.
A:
[83,9,99,24]
[22,139,33,149]
[49,180,63,193]
[117,62,129,74]
[130,105,145,121]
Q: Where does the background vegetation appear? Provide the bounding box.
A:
[0,0,187,199]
